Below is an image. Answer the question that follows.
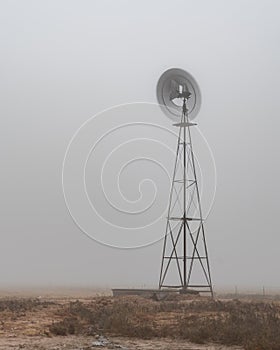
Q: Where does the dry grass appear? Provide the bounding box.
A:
[0,295,279,349]
[47,296,280,349]
[0,298,53,312]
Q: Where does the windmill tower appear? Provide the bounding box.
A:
[157,68,213,297]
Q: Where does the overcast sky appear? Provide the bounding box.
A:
[1,0,280,292]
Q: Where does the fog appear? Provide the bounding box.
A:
[1,0,280,292]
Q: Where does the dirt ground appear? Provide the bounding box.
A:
[0,288,258,350]
[0,335,242,350]
[0,336,242,350]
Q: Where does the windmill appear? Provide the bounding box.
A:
[157,68,213,297]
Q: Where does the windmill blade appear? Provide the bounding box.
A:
[169,79,180,101]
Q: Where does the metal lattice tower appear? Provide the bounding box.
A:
[158,95,213,297]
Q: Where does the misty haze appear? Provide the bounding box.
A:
[1,1,280,349]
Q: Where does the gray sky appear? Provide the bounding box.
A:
[1,0,280,291]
